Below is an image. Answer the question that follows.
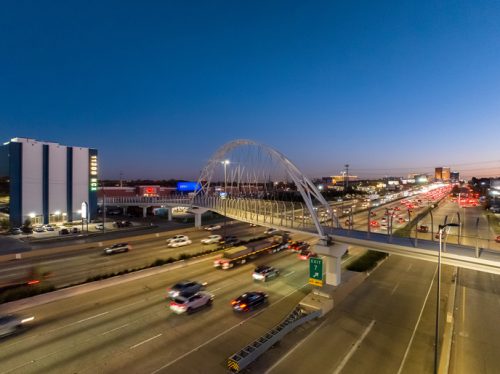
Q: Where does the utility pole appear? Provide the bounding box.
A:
[344,164,349,192]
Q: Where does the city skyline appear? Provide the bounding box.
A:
[1,1,500,179]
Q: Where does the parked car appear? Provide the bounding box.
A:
[33,226,45,233]
[114,220,132,228]
[204,224,221,231]
[167,281,206,299]
[252,265,279,281]
[21,226,33,234]
[168,238,192,248]
[495,235,500,243]
[43,224,55,231]
[95,223,104,230]
[417,225,429,233]
[201,235,222,244]
[104,243,131,255]
[59,228,70,235]
[0,315,34,338]
[231,292,268,312]
[8,228,22,235]
[166,235,189,243]
[71,227,80,234]
[169,292,214,314]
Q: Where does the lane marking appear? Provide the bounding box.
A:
[100,323,131,336]
[333,320,376,374]
[130,333,162,349]
[396,267,438,374]
[150,284,308,374]
[265,319,328,374]
[407,264,413,272]
[391,282,400,296]
[283,270,295,277]
[47,311,109,333]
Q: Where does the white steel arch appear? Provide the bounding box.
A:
[196,139,337,238]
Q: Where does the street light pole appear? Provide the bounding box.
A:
[222,160,230,248]
[435,223,459,374]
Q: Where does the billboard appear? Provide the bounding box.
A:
[177,181,201,192]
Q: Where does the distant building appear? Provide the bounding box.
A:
[0,138,98,227]
[450,171,460,183]
[435,167,451,181]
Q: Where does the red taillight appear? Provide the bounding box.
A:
[231,300,237,305]
[27,280,40,285]
[240,303,247,309]
[170,301,175,306]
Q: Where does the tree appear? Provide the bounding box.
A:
[0,218,10,231]
[23,218,32,228]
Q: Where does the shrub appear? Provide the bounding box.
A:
[346,250,388,272]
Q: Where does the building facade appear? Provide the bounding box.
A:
[0,138,98,227]
[435,167,451,181]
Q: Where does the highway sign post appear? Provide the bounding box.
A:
[309,257,323,287]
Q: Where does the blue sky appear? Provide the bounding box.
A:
[1,0,499,179]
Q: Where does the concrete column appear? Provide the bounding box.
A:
[194,212,202,228]
[142,206,148,218]
[314,241,348,287]
[167,208,172,221]
[123,206,127,216]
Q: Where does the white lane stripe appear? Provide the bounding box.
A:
[265,319,328,374]
[391,282,400,296]
[332,320,376,374]
[150,284,308,374]
[396,267,438,374]
[130,333,162,349]
[47,311,109,333]
[100,323,131,336]
[283,270,295,277]
[407,264,413,272]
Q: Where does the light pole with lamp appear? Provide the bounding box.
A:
[435,222,460,374]
[222,160,230,247]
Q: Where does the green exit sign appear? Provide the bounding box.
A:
[309,257,323,287]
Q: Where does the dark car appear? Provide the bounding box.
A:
[220,235,239,246]
[298,249,318,260]
[59,228,70,235]
[288,241,309,252]
[252,265,279,281]
[167,281,206,299]
[0,315,34,338]
[495,236,500,244]
[231,291,268,312]
[417,225,429,233]
[21,226,33,234]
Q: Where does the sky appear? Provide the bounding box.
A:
[1,0,499,180]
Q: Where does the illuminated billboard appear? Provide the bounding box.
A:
[177,182,201,192]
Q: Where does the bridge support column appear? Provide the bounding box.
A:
[314,241,348,287]
[194,212,202,228]
[142,207,148,218]
[123,206,127,216]
[167,208,172,221]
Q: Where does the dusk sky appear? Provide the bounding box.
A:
[1,1,499,180]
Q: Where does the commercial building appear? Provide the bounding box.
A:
[0,138,98,227]
[435,167,451,182]
[450,171,460,183]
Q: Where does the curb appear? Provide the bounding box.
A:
[438,267,458,374]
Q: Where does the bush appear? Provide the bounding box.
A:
[178,253,191,260]
[0,283,55,304]
[346,250,388,272]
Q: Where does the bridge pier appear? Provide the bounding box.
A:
[194,212,202,228]
[314,241,348,287]
[167,208,172,221]
[123,206,127,216]
[142,206,148,218]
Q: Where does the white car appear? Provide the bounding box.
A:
[264,228,279,235]
[204,224,222,231]
[166,235,189,243]
[169,292,214,314]
[201,235,222,244]
[95,223,104,230]
[0,315,34,338]
[43,224,55,231]
[168,238,192,248]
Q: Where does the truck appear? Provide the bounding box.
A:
[0,267,49,293]
[214,235,289,270]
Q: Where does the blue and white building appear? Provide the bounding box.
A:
[0,138,98,227]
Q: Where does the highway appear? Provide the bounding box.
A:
[0,221,291,288]
[251,255,456,374]
[0,246,326,373]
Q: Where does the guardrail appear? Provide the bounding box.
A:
[227,306,321,373]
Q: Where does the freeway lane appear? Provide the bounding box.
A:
[449,268,500,373]
[0,222,275,288]
[251,255,456,374]
[0,248,315,374]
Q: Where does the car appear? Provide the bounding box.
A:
[345,219,353,226]
[231,291,268,312]
[168,238,192,248]
[220,235,239,246]
[249,223,257,227]
[59,228,70,235]
[166,235,189,243]
[21,226,33,234]
[169,291,214,314]
[204,224,222,231]
[0,315,34,338]
[104,243,131,255]
[370,220,379,227]
[252,265,279,281]
[33,226,45,233]
[264,228,279,235]
[394,207,400,211]
[114,220,132,228]
[370,212,377,217]
[167,281,206,299]
[95,223,104,230]
[417,225,429,233]
[201,235,222,244]
[71,227,80,234]
[288,241,309,252]
[43,224,55,231]
[495,236,500,243]
[8,228,22,235]
[298,249,318,260]
[435,232,447,240]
